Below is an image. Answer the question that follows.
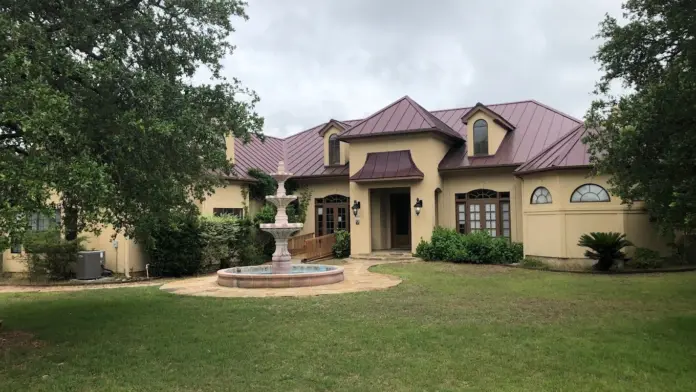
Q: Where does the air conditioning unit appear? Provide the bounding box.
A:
[76,251,104,280]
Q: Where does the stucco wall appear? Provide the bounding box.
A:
[466,111,507,156]
[440,168,524,242]
[198,182,250,217]
[347,134,451,254]
[520,169,671,258]
[294,178,350,236]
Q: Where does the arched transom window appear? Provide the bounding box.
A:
[473,119,489,155]
[570,184,610,202]
[315,194,349,235]
[455,189,511,238]
[328,134,340,165]
[531,187,552,204]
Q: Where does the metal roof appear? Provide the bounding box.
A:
[350,150,424,182]
[338,96,463,142]
[514,125,591,175]
[230,97,583,179]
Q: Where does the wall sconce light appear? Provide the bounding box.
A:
[414,198,423,216]
[352,200,361,224]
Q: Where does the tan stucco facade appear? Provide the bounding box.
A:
[347,134,451,254]
[520,169,670,259]
[466,111,508,156]
[198,181,251,217]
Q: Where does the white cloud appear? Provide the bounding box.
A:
[195,0,625,137]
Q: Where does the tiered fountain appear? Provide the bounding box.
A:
[217,162,345,288]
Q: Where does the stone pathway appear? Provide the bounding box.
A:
[159,257,413,298]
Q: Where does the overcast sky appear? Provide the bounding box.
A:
[198,0,625,138]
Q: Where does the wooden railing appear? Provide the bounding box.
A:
[288,232,314,256]
[304,233,336,261]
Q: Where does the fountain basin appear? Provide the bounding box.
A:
[217,264,344,288]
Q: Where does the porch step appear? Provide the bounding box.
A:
[349,252,417,262]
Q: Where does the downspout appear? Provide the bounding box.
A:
[124,237,131,278]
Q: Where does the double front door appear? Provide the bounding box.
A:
[390,193,411,249]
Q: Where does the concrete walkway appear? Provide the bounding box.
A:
[159,258,411,298]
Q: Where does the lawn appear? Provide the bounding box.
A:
[2,263,696,392]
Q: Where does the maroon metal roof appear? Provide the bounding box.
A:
[437,100,582,170]
[460,102,515,131]
[350,150,424,182]
[515,125,591,174]
[317,119,350,136]
[338,96,463,142]
[231,98,583,179]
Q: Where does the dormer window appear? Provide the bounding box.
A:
[328,134,340,165]
[473,119,488,155]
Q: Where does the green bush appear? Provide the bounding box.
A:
[578,232,632,271]
[199,214,240,270]
[140,212,203,277]
[415,227,523,264]
[22,229,86,281]
[236,219,269,266]
[629,247,663,269]
[333,230,351,258]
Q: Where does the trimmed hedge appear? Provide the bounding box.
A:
[415,227,523,264]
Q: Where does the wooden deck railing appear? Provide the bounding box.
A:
[288,232,314,256]
[304,233,336,261]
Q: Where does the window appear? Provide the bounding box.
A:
[213,208,244,218]
[455,189,511,238]
[315,195,349,235]
[570,184,610,202]
[473,119,488,155]
[531,187,552,204]
[328,134,340,165]
[10,238,22,254]
[10,209,61,254]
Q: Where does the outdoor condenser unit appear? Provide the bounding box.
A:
[76,250,104,280]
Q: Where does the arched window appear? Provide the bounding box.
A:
[328,134,340,165]
[473,119,488,155]
[454,189,511,238]
[531,187,552,204]
[315,194,349,235]
[570,184,610,202]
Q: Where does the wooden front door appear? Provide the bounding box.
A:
[390,193,411,249]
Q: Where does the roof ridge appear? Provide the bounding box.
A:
[340,95,411,136]
[528,99,583,124]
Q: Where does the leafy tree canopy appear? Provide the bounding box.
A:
[0,0,263,245]
[585,0,696,235]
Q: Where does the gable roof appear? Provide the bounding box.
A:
[460,102,516,131]
[515,125,591,175]
[438,100,582,170]
[338,96,463,142]
[317,119,351,136]
[230,98,583,180]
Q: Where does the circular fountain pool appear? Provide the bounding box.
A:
[217,264,344,288]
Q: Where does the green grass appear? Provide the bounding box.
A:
[2,263,696,392]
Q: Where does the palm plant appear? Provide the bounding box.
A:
[577,232,633,271]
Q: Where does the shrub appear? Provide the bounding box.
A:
[236,219,269,266]
[415,227,523,264]
[333,230,351,258]
[629,247,663,269]
[577,232,633,271]
[140,212,203,277]
[22,229,86,281]
[415,239,435,261]
[199,214,240,270]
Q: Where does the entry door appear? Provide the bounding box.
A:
[468,201,498,236]
[390,193,411,249]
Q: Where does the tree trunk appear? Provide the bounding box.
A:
[62,197,79,241]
